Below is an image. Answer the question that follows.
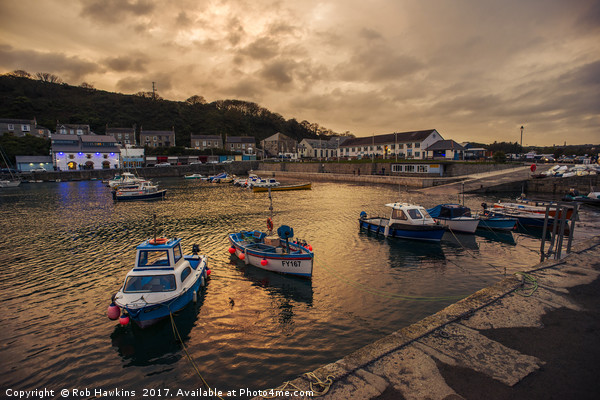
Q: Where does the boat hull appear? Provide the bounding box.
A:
[0,180,21,188]
[359,218,446,242]
[115,257,207,328]
[113,189,167,201]
[253,183,312,192]
[489,210,552,228]
[434,217,479,234]
[228,234,313,278]
[477,217,517,231]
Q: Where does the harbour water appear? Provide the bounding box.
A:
[0,178,591,397]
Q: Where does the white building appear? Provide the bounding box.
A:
[52,134,121,170]
[339,130,443,160]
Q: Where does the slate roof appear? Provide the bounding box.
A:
[340,130,438,147]
[425,140,465,151]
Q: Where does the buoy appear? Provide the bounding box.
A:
[261,259,268,266]
[239,253,246,260]
[107,303,120,320]
[149,237,168,245]
[193,290,198,303]
[119,313,130,326]
[228,247,236,254]
[308,245,313,251]
[207,269,212,276]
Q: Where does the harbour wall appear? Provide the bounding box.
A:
[256,161,518,177]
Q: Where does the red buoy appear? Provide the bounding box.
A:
[239,253,246,260]
[261,259,268,266]
[119,313,130,326]
[228,247,236,254]
[308,245,313,251]
[207,269,211,276]
[107,303,120,320]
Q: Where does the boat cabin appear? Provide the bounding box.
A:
[122,238,195,294]
[385,202,436,225]
[428,204,472,219]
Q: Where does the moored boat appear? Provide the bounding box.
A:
[228,225,314,278]
[113,180,167,201]
[184,173,207,180]
[359,202,446,242]
[107,172,144,188]
[252,182,311,192]
[0,179,21,188]
[426,204,480,234]
[108,237,209,328]
[493,198,573,219]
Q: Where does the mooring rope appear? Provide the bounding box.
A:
[513,272,539,297]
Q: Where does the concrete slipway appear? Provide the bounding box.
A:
[255,235,600,400]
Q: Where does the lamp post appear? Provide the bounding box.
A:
[395,132,398,162]
[520,126,524,159]
[337,138,340,162]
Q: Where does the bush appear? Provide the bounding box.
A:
[492,151,506,163]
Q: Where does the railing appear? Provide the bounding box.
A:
[539,203,579,261]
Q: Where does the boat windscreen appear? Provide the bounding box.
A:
[123,274,176,292]
[137,250,170,267]
[407,209,423,219]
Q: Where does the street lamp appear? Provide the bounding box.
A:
[520,126,524,158]
[337,138,340,163]
[395,132,398,162]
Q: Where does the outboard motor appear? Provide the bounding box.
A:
[481,202,488,210]
[192,244,200,255]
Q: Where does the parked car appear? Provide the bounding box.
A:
[31,168,47,172]
[189,161,203,165]
[154,162,171,167]
[221,159,234,164]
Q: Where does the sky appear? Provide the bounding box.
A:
[0,0,599,146]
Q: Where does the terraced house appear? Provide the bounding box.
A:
[340,129,444,160]
[140,129,175,147]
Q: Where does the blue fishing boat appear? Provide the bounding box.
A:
[476,212,517,231]
[359,202,446,242]
[228,225,314,278]
[108,237,209,328]
[487,208,551,228]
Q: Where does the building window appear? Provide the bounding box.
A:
[417,165,428,173]
[399,144,404,149]
[415,143,420,148]
[69,154,74,159]
[153,136,157,141]
[104,155,108,159]
[22,125,30,131]
[7,124,14,131]
[415,152,421,158]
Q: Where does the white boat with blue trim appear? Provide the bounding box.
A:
[359,202,446,242]
[108,237,209,328]
[228,224,314,278]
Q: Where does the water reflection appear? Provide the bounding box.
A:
[443,232,480,252]
[110,290,207,367]
[475,229,516,245]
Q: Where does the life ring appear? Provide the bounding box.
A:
[266,218,273,231]
[149,237,168,245]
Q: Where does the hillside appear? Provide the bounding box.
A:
[0,75,334,146]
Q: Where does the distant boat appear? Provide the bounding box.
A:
[253,182,312,192]
[359,202,446,242]
[0,179,21,188]
[113,181,167,201]
[427,204,479,234]
[109,237,208,328]
[107,172,144,188]
[184,173,206,180]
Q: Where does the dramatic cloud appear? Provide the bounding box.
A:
[0,0,598,144]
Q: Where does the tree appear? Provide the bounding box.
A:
[8,70,32,78]
[492,151,506,163]
[35,72,63,83]
[185,95,207,105]
[79,82,95,90]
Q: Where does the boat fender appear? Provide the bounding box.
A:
[267,218,274,231]
[193,290,198,303]
[228,247,236,254]
[239,252,245,260]
[308,244,313,251]
[384,224,390,238]
[207,269,211,276]
[119,313,130,326]
[107,303,120,320]
[149,237,168,245]
[360,211,367,219]
[261,258,268,266]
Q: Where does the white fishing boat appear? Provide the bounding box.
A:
[113,180,167,201]
[107,172,145,188]
[359,202,446,241]
[108,237,209,328]
[427,204,480,234]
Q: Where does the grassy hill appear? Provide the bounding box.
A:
[0,75,331,146]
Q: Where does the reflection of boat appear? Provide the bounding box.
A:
[359,202,446,242]
[228,227,314,278]
[113,181,167,201]
[234,261,314,306]
[443,231,479,251]
[475,229,516,245]
[251,178,280,189]
[109,237,208,328]
[184,173,206,180]
[253,182,312,192]
[427,204,479,234]
[110,297,203,366]
[361,233,446,264]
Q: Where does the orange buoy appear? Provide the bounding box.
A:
[149,237,168,245]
